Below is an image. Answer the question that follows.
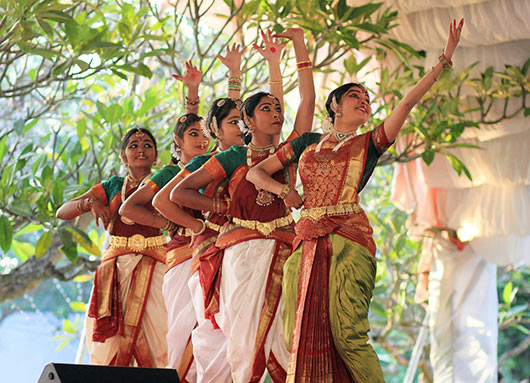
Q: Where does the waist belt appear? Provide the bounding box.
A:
[232,215,293,236]
[300,203,362,222]
[108,234,166,252]
[174,220,223,237]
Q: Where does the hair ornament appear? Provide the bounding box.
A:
[170,142,181,160]
[179,115,187,123]
[232,98,242,110]
[200,118,211,138]
[217,99,226,107]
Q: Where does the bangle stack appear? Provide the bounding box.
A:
[76,196,96,214]
[162,219,177,232]
[185,96,200,107]
[268,79,283,85]
[228,77,241,92]
[278,184,292,199]
[296,60,312,72]
[212,198,231,214]
[438,52,453,69]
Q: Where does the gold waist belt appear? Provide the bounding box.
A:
[205,221,223,232]
[232,215,293,237]
[108,234,166,252]
[300,203,362,222]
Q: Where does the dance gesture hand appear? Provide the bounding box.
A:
[284,189,303,210]
[217,43,246,72]
[272,27,304,44]
[172,60,202,89]
[91,199,111,228]
[443,18,464,61]
[253,29,285,63]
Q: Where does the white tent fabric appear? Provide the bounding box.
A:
[387,0,530,381]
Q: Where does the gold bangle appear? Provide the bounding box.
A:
[278,184,291,199]
[297,66,312,72]
[192,219,206,235]
[438,52,452,69]
[268,80,283,85]
[296,60,312,68]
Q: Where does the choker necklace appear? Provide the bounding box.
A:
[177,160,188,169]
[120,172,152,225]
[246,142,277,207]
[332,127,357,142]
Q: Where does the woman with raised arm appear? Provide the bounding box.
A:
[247,19,464,383]
[121,46,245,383]
[170,27,315,383]
[118,61,209,382]
[56,128,168,368]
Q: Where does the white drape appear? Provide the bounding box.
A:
[386,0,530,381]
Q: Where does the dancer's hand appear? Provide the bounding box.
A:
[253,29,285,63]
[273,27,305,44]
[217,43,246,72]
[90,199,111,228]
[443,18,464,61]
[172,60,202,89]
[283,189,303,210]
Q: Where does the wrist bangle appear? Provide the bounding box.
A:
[438,52,452,69]
[185,96,200,106]
[192,219,206,235]
[296,60,312,71]
[278,184,291,199]
[268,80,283,85]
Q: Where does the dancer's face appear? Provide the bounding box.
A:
[218,108,244,148]
[175,121,209,159]
[250,95,284,136]
[336,85,371,126]
[123,134,156,170]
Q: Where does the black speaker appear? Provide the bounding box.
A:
[38,363,180,383]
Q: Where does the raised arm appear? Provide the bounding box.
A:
[119,185,169,229]
[273,28,315,136]
[253,29,286,111]
[217,43,246,100]
[56,189,110,228]
[152,174,205,233]
[173,60,203,115]
[384,18,464,142]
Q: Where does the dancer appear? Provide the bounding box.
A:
[171,27,315,383]
[247,18,465,383]
[117,73,208,383]
[56,128,167,367]
[121,46,244,383]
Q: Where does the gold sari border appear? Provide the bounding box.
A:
[300,203,362,222]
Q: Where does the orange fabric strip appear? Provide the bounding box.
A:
[166,246,193,272]
[177,333,195,382]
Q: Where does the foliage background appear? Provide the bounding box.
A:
[0,0,528,381]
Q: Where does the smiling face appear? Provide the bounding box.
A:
[122,134,157,170]
[218,108,244,148]
[175,121,209,161]
[335,85,372,126]
[250,95,284,137]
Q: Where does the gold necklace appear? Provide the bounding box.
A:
[177,160,188,169]
[313,131,357,174]
[246,143,277,207]
[120,172,152,225]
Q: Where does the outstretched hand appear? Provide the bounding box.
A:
[272,27,304,43]
[217,43,246,72]
[253,29,286,63]
[172,60,202,89]
[444,18,464,60]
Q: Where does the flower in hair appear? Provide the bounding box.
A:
[238,120,249,134]
[200,118,211,138]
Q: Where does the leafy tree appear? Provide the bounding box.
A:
[1,0,529,380]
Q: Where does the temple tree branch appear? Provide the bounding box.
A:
[499,334,530,370]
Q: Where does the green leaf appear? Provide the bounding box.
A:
[524,107,530,117]
[522,57,530,75]
[370,299,388,318]
[65,226,100,257]
[58,226,78,263]
[37,17,54,37]
[111,68,128,80]
[503,281,513,305]
[39,10,78,25]
[52,178,64,206]
[421,150,435,165]
[35,231,53,258]
[106,104,123,125]
[0,215,13,253]
[8,200,34,217]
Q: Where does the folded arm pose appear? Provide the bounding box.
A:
[169,28,316,383]
[246,19,464,383]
